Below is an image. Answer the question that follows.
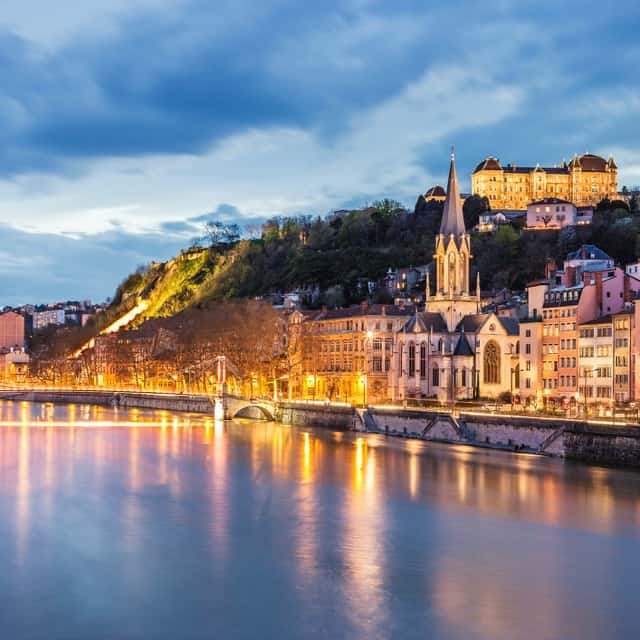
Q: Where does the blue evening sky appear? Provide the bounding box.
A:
[0,0,638,305]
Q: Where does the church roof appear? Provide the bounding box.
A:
[498,317,519,336]
[453,333,474,356]
[402,311,447,333]
[455,314,487,333]
[439,152,466,237]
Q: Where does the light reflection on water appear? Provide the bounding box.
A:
[0,401,639,639]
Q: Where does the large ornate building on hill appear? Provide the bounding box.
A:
[472,153,618,209]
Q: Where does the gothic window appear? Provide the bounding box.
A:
[484,340,500,384]
[420,343,426,379]
[432,366,440,387]
[448,252,456,291]
[461,368,467,387]
[408,342,416,377]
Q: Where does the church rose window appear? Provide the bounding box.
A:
[484,340,500,384]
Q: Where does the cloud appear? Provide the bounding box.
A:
[0,0,637,302]
[0,223,189,307]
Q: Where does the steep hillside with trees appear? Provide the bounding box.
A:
[45,195,640,359]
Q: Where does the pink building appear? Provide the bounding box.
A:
[526,198,576,229]
[0,311,24,349]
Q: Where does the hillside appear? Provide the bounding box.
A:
[52,195,639,357]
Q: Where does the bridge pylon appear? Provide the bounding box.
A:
[214,356,227,421]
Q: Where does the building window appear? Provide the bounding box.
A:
[483,340,500,384]
[408,343,415,377]
[432,366,440,387]
[420,343,426,379]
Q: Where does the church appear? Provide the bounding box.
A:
[390,153,520,402]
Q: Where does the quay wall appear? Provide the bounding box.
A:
[0,390,214,414]
[367,408,640,466]
[276,402,355,430]
[3,390,640,466]
[563,424,640,467]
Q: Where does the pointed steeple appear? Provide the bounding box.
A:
[439,148,466,237]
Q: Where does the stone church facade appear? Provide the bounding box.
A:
[390,153,520,402]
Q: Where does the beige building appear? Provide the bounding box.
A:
[292,304,413,404]
[519,319,543,405]
[0,311,25,349]
[578,317,613,410]
[472,154,618,209]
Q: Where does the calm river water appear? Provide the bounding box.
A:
[0,401,639,639]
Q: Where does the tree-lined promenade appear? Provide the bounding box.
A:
[28,300,288,398]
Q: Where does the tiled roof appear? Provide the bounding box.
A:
[307,304,416,321]
[455,314,488,333]
[579,315,613,326]
[425,185,445,197]
[528,197,573,206]
[402,311,447,333]
[566,244,613,262]
[498,317,520,336]
[473,157,502,173]
[454,333,474,356]
[571,153,609,172]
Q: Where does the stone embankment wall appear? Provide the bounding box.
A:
[563,424,640,467]
[0,390,213,414]
[3,390,640,466]
[276,402,355,430]
[367,408,640,466]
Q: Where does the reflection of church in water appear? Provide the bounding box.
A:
[391,153,520,402]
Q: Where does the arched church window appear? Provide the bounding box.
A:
[419,343,426,379]
[448,252,456,291]
[484,340,500,384]
[408,342,415,377]
[432,366,440,387]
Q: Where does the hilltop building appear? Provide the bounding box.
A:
[472,153,618,209]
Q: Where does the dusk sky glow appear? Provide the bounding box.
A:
[0,0,638,304]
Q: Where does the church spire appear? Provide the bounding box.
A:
[439,148,466,237]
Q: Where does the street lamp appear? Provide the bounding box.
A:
[360,372,367,408]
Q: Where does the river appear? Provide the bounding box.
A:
[0,400,639,639]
